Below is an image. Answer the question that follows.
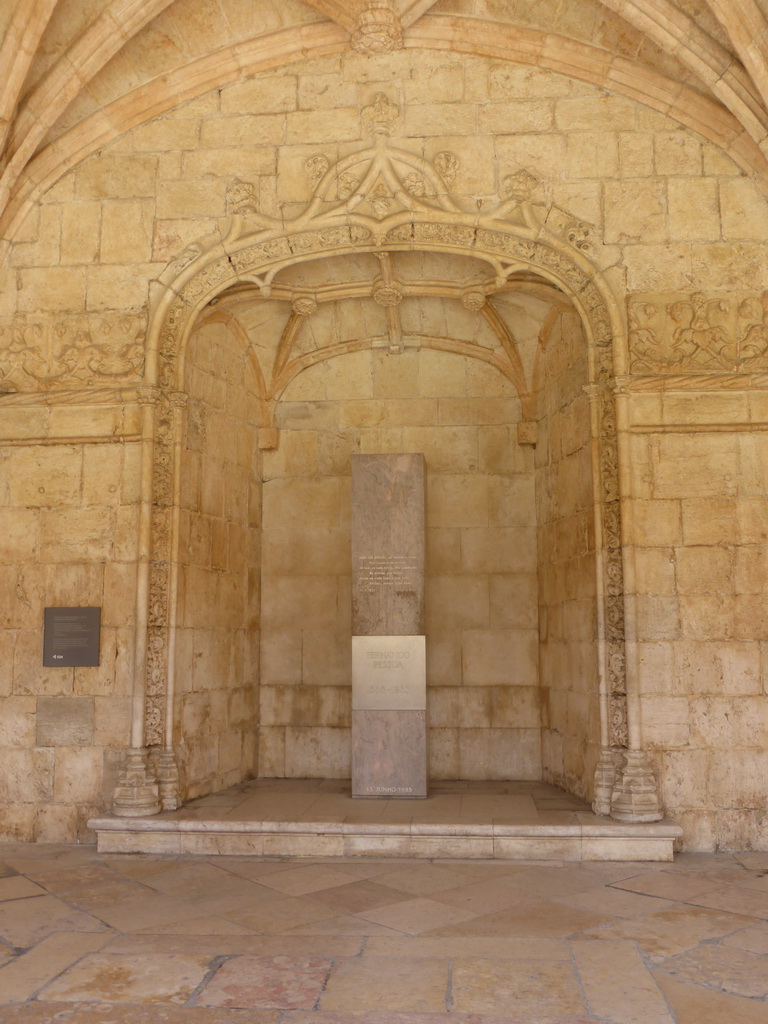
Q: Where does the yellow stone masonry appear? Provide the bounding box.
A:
[0,0,768,849]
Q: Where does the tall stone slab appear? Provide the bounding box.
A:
[351,453,427,798]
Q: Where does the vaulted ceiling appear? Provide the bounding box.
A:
[1,0,768,251]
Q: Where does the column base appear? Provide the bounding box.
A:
[150,747,181,811]
[592,746,621,816]
[610,748,664,822]
[112,748,161,817]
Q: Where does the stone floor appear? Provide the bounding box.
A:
[2,842,768,1023]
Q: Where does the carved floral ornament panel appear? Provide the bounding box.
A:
[629,293,768,374]
[0,314,145,391]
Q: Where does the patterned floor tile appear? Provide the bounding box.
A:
[319,955,449,1013]
[581,903,756,957]
[2,1005,280,1023]
[654,943,768,998]
[425,897,613,938]
[723,919,768,954]
[372,862,476,895]
[196,954,332,1009]
[611,868,745,901]
[255,865,362,896]
[221,895,339,933]
[40,952,213,1004]
[655,975,768,1024]
[357,896,479,935]
[451,957,587,1016]
[0,894,108,947]
[285,912,404,935]
[0,877,47,901]
[553,885,673,918]
[309,878,410,912]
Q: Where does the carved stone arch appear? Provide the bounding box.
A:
[114,190,660,822]
[120,220,638,819]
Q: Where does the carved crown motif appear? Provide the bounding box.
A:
[361,92,400,136]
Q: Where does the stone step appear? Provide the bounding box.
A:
[88,814,681,861]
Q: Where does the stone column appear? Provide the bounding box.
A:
[112,392,160,817]
[351,453,427,798]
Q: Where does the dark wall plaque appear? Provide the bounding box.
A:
[43,607,101,667]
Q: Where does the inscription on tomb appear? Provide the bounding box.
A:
[352,635,426,710]
[364,785,414,795]
[351,453,426,637]
[351,453,427,798]
[356,554,419,592]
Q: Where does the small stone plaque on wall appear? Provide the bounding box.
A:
[43,607,101,667]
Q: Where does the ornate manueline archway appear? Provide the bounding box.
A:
[112,94,663,824]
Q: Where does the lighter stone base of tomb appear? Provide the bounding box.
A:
[351,709,428,799]
[89,780,681,861]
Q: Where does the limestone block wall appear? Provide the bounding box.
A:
[1,43,768,844]
[175,317,262,801]
[0,399,141,840]
[7,48,764,331]
[259,345,540,781]
[536,310,600,799]
[629,389,768,850]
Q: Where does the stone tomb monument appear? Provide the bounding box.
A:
[351,453,427,798]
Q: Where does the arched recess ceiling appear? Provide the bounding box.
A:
[197,249,569,424]
[1,0,768,252]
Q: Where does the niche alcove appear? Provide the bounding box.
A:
[171,247,599,804]
[97,118,670,851]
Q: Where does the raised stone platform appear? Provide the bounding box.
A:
[89,779,682,861]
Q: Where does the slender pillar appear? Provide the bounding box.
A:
[351,453,427,798]
[609,377,663,822]
[112,391,160,817]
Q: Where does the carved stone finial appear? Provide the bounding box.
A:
[305,155,329,188]
[566,219,592,252]
[361,92,400,137]
[352,0,403,55]
[227,178,258,215]
[170,243,203,273]
[433,151,459,186]
[501,169,538,202]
